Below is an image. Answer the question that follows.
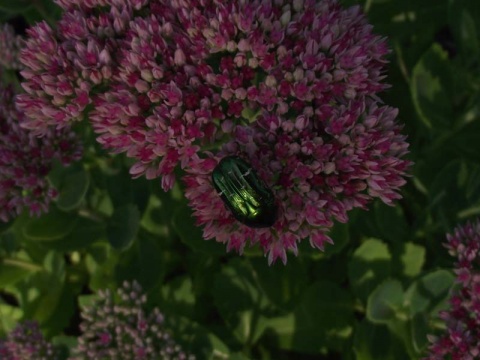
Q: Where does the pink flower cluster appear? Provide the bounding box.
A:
[16,0,410,262]
[0,83,82,222]
[185,99,409,264]
[426,220,480,360]
[91,0,395,190]
[183,0,410,263]
[0,24,23,70]
[17,0,398,184]
[17,0,150,135]
[90,4,218,190]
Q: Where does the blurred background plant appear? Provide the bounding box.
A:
[0,0,479,359]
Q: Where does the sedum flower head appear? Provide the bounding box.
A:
[0,82,82,222]
[15,0,410,262]
[0,320,58,360]
[0,23,23,70]
[425,220,480,360]
[182,0,410,264]
[71,281,194,360]
[185,99,409,264]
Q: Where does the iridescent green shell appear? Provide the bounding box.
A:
[212,156,277,228]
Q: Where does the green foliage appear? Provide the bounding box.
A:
[348,238,392,304]
[399,242,426,279]
[49,162,90,211]
[1,0,480,358]
[291,281,354,353]
[173,201,226,255]
[411,44,453,130]
[404,270,455,316]
[106,204,140,251]
[23,207,78,241]
[213,259,271,346]
[367,279,404,324]
[353,319,409,360]
[249,256,308,310]
[0,0,34,14]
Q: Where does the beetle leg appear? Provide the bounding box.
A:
[242,168,252,177]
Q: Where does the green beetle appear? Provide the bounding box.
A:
[212,156,277,228]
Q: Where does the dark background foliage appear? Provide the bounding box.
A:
[1,0,479,359]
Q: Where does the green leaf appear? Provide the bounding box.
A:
[348,208,380,244]
[55,167,90,211]
[9,0,59,25]
[0,0,33,13]
[374,202,410,244]
[0,263,31,287]
[457,11,480,56]
[38,218,106,252]
[348,238,392,304]
[324,221,350,256]
[229,353,251,360]
[312,252,349,285]
[213,259,271,345]
[429,160,472,229]
[448,0,480,60]
[399,243,426,278]
[411,313,429,353]
[106,169,150,215]
[16,251,66,325]
[21,7,45,25]
[43,251,65,278]
[449,121,480,164]
[163,317,232,360]
[161,276,196,318]
[264,314,295,350]
[353,320,403,360]
[0,231,16,253]
[249,256,308,310]
[367,279,404,324]
[42,282,77,337]
[367,0,448,60]
[0,219,13,235]
[0,255,41,287]
[106,204,140,251]
[23,208,78,241]
[291,281,354,352]
[172,202,226,255]
[115,234,165,291]
[0,301,23,335]
[140,195,168,237]
[405,269,455,316]
[465,163,480,202]
[86,243,118,291]
[411,44,453,129]
[78,294,97,309]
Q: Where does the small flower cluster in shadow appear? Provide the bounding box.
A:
[0,82,82,222]
[0,24,23,70]
[0,281,194,360]
[426,219,480,359]
[72,281,194,360]
[0,320,58,360]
